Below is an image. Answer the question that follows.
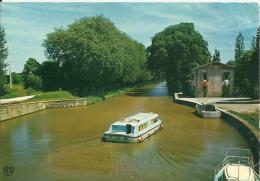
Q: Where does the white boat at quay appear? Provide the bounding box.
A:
[214,148,260,181]
[102,112,162,143]
[196,102,221,118]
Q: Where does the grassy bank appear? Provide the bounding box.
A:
[229,110,259,129]
[1,83,153,104]
[85,86,138,104]
[30,85,145,104]
[30,91,78,101]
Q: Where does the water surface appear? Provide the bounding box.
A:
[0,83,248,181]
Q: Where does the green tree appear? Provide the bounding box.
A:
[234,50,253,96]
[0,27,8,95]
[234,33,245,62]
[12,72,23,84]
[249,27,259,98]
[23,58,42,89]
[43,16,149,95]
[39,60,61,91]
[23,58,40,78]
[147,23,210,95]
[226,59,235,67]
[24,74,42,90]
[212,49,221,62]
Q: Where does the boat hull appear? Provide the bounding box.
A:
[196,110,221,118]
[102,123,162,143]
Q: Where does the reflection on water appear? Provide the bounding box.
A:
[0,84,248,181]
[127,82,169,97]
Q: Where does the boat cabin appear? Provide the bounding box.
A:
[102,112,162,143]
[109,113,159,135]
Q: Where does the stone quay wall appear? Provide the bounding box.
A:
[174,92,259,169]
[0,98,86,122]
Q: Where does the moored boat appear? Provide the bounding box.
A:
[102,112,162,143]
[214,148,260,181]
[196,102,221,118]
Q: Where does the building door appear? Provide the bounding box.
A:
[208,71,222,97]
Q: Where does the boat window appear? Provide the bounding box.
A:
[205,105,216,111]
[217,173,226,181]
[150,119,157,124]
[112,125,126,132]
[138,123,147,131]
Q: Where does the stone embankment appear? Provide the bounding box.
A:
[174,92,259,168]
[0,98,86,122]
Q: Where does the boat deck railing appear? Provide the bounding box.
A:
[215,148,256,176]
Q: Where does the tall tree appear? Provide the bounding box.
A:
[0,27,8,95]
[147,23,210,95]
[22,58,42,89]
[234,32,245,62]
[249,27,259,98]
[212,49,221,62]
[43,16,149,95]
[23,57,40,77]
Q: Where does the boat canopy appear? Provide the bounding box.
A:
[112,112,158,127]
[225,164,255,181]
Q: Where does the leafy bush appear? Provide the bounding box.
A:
[0,84,28,98]
[24,74,42,90]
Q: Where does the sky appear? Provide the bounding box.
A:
[0,2,259,72]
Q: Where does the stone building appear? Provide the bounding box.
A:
[191,61,234,97]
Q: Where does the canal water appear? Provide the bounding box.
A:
[0,83,248,181]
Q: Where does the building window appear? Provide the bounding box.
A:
[202,72,208,80]
[222,72,230,80]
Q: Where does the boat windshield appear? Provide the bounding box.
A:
[111,125,126,132]
[204,104,216,111]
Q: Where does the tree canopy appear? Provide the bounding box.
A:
[42,16,150,95]
[0,27,8,95]
[234,32,245,62]
[22,57,42,90]
[233,30,259,98]
[212,49,221,62]
[147,23,210,94]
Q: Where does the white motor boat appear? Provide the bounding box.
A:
[102,112,162,143]
[196,103,221,118]
[214,148,260,181]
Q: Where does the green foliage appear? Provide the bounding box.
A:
[233,30,259,98]
[0,84,28,98]
[0,79,5,96]
[212,49,221,62]
[0,27,8,82]
[22,57,43,90]
[147,23,210,94]
[249,27,259,98]
[234,32,245,62]
[12,72,23,84]
[24,74,42,90]
[226,60,236,66]
[23,57,40,78]
[42,16,150,95]
[38,60,61,91]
